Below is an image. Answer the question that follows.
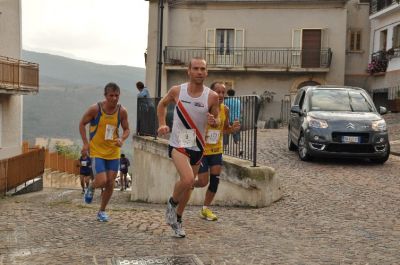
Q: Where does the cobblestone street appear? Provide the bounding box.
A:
[1,114,399,265]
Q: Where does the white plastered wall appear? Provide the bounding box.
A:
[0,0,23,159]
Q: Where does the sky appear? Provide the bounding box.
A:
[21,0,149,68]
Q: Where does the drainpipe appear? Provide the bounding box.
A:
[156,0,164,98]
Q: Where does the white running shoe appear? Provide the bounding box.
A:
[171,221,186,238]
[165,198,177,225]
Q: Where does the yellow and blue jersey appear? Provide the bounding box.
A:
[204,104,226,155]
[89,103,121,160]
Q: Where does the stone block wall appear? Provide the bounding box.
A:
[132,136,282,207]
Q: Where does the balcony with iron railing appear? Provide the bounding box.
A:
[367,48,400,74]
[164,47,332,72]
[0,55,39,95]
[370,0,400,15]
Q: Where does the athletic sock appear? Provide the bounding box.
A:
[169,197,178,207]
[202,206,208,210]
[177,214,182,223]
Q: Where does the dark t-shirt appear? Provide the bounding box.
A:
[120,157,130,174]
[79,156,92,175]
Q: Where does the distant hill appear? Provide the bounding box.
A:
[22,50,145,90]
[22,50,145,157]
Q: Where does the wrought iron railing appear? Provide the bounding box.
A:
[368,50,389,74]
[280,95,292,126]
[137,98,160,137]
[164,47,332,69]
[0,55,39,94]
[370,0,399,14]
[368,48,400,74]
[137,95,261,166]
[387,47,400,60]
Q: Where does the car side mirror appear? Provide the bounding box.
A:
[379,106,387,115]
[291,105,301,114]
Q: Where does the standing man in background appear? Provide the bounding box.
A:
[79,82,130,222]
[136,81,153,135]
[157,57,220,238]
[224,88,241,152]
[136,81,150,98]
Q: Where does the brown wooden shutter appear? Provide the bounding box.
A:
[302,29,321,68]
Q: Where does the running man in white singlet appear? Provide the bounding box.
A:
[157,58,220,238]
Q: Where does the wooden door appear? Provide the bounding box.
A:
[302,29,321,68]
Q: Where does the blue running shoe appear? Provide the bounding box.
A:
[97,211,109,222]
[84,186,94,204]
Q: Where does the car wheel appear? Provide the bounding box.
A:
[298,133,312,161]
[288,130,297,151]
[370,144,390,164]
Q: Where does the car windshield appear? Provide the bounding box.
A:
[309,89,375,112]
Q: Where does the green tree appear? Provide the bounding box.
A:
[55,143,80,159]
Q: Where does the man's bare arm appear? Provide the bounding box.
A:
[79,105,97,154]
[208,91,220,127]
[117,107,130,147]
[223,106,240,134]
[157,86,178,135]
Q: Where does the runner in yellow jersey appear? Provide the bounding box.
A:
[196,81,240,221]
[79,82,130,222]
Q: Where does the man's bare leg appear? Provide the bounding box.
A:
[203,189,216,206]
[91,172,107,190]
[176,164,200,217]
[120,174,124,191]
[171,149,195,203]
[84,176,90,189]
[80,175,85,193]
[84,172,106,204]
[200,165,221,221]
[203,165,221,206]
[100,170,117,211]
[166,149,197,238]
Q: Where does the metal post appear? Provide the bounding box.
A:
[156,0,164,98]
[252,96,260,167]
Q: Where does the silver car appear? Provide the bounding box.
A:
[288,86,390,163]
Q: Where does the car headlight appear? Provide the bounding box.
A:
[307,116,328,128]
[371,119,387,131]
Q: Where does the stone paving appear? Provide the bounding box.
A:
[1,114,400,265]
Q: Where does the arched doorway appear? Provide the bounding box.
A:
[297,80,321,90]
[290,79,322,104]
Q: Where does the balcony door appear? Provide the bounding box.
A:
[216,29,234,65]
[302,29,321,68]
[380,29,387,51]
[206,28,244,66]
[292,28,327,68]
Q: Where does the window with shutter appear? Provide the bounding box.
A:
[393,24,400,48]
[206,28,245,66]
[348,29,362,52]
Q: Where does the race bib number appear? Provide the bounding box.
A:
[105,124,116,140]
[121,164,126,169]
[178,129,196,148]
[81,161,87,167]
[206,130,220,144]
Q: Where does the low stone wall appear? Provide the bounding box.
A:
[43,169,81,189]
[132,136,282,207]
